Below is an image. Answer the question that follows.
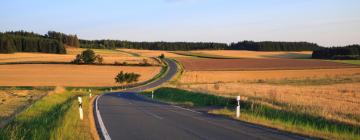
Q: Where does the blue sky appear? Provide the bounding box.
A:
[0,0,359,46]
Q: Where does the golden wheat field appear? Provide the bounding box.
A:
[0,64,161,87]
[118,49,190,58]
[179,68,360,83]
[0,48,159,65]
[173,82,360,125]
[191,50,312,59]
[173,67,360,126]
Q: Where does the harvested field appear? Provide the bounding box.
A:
[174,67,360,126]
[179,68,360,83]
[191,50,312,59]
[0,64,161,87]
[173,82,360,126]
[177,58,359,71]
[0,51,158,65]
[118,49,190,58]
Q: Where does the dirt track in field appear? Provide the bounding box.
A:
[177,58,359,71]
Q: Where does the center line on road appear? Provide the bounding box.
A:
[172,105,202,114]
[143,110,164,120]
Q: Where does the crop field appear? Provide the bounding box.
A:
[172,64,360,131]
[171,56,360,139]
[0,64,161,87]
[173,81,360,124]
[189,50,312,59]
[179,68,360,83]
[176,58,358,71]
[0,48,159,65]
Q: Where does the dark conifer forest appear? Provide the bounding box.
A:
[0,31,66,54]
[312,44,360,59]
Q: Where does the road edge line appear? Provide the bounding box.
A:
[95,95,111,140]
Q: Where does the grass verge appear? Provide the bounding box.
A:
[141,87,360,140]
[0,90,98,140]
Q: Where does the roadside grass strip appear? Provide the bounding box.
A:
[0,91,95,140]
[142,87,360,140]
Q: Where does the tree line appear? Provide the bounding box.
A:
[0,31,66,54]
[312,44,360,59]
[229,41,322,51]
[47,31,80,47]
[80,40,227,51]
[80,39,322,51]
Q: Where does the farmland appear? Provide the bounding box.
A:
[0,46,165,139]
[169,56,360,139]
[0,48,159,65]
[179,68,360,83]
[176,58,358,71]
[0,64,160,87]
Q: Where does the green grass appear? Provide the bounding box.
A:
[142,87,360,140]
[0,91,95,140]
[115,49,141,57]
[331,60,360,65]
[171,51,236,59]
[0,86,55,91]
[141,87,235,107]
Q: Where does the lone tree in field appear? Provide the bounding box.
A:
[81,49,96,63]
[72,49,103,64]
[159,53,165,59]
[115,71,141,84]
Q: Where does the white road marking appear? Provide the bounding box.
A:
[172,105,201,114]
[96,95,112,140]
[143,110,164,120]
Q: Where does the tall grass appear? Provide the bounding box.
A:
[0,91,94,140]
[143,87,360,140]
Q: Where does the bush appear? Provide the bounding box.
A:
[115,71,141,84]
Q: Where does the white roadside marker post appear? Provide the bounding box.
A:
[151,91,154,99]
[89,90,92,98]
[110,88,112,92]
[236,95,240,118]
[78,96,83,120]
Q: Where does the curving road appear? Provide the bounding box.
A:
[95,59,307,140]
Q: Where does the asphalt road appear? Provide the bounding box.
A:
[96,59,307,140]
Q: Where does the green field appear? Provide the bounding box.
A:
[171,51,236,59]
[332,60,360,65]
